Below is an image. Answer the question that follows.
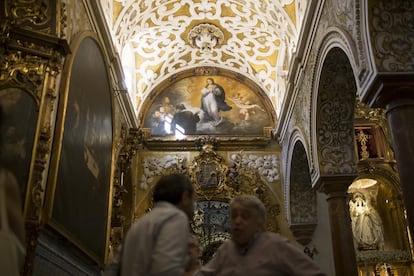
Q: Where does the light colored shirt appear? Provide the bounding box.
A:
[198,232,326,276]
[121,201,190,276]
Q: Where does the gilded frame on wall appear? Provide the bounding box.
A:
[354,124,386,160]
[141,67,276,140]
[0,88,37,204]
[189,143,230,201]
[45,36,113,265]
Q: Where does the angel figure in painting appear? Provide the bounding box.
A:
[350,192,384,250]
[228,93,265,121]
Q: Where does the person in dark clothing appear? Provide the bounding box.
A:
[171,104,200,135]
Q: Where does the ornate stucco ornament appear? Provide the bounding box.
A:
[188,23,224,53]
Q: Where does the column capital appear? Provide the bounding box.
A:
[316,174,356,197]
[361,74,414,108]
[386,96,414,113]
[317,175,358,276]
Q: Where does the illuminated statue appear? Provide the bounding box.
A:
[350,192,384,250]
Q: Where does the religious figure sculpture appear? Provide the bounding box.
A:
[350,192,384,250]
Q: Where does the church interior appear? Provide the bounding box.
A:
[1,0,414,275]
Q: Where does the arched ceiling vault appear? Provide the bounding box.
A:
[100,0,308,119]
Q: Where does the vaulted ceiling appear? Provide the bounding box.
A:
[100,0,308,118]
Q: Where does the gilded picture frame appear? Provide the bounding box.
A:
[0,88,37,205]
[47,36,113,265]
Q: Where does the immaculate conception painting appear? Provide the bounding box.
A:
[144,75,274,137]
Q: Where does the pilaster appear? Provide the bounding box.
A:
[318,175,358,276]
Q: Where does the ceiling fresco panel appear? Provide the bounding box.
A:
[101,0,305,118]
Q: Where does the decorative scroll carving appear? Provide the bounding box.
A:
[357,250,411,263]
[371,1,414,72]
[114,126,142,219]
[112,0,298,114]
[109,125,142,256]
[0,13,70,272]
[21,60,62,275]
[188,23,224,54]
[187,146,281,263]
[316,48,357,175]
[355,98,395,161]
[3,0,60,35]
[190,141,229,201]
[0,51,46,106]
[355,97,385,122]
[231,152,280,182]
[31,126,51,211]
[289,148,316,224]
[227,151,280,232]
[0,22,70,105]
[119,127,142,172]
[140,154,188,190]
[195,136,218,151]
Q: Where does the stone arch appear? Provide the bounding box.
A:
[313,46,358,177]
[286,133,317,245]
[309,37,361,275]
[284,128,310,221]
[310,29,360,180]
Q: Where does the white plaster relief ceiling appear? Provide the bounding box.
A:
[102,0,307,117]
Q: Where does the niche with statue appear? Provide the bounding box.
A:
[348,177,412,275]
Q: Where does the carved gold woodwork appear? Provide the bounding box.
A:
[0,52,44,102]
[118,126,142,172]
[2,0,63,36]
[1,2,69,274]
[0,33,68,222]
[108,125,142,258]
[227,151,281,232]
[352,98,412,274]
[190,141,230,201]
[350,164,413,275]
[354,124,389,161]
[186,142,282,263]
[188,140,281,232]
[355,98,395,162]
[142,136,272,151]
[22,54,64,276]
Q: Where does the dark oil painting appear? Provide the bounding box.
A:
[51,37,112,264]
[0,88,37,204]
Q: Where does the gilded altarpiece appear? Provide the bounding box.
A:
[351,100,413,275]
[133,138,282,264]
[0,0,70,273]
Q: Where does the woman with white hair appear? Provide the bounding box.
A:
[197,195,326,276]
